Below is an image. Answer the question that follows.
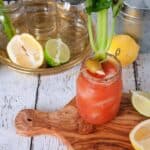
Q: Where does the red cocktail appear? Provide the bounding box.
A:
[76,54,122,125]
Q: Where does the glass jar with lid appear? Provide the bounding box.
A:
[116,0,150,53]
[0,0,27,49]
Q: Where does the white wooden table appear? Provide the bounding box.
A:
[0,52,149,150]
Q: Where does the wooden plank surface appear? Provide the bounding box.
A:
[31,66,80,150]
[122,65,136,92]
[135,53,150,91]
[0,66,38,150]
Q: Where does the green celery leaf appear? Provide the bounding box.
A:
[86,0,112,14]
[0,0,16,40]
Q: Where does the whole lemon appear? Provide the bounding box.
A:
[108,35,140,67]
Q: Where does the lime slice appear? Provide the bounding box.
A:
[131,91,150,117]
[7,33,44,69]
[44,38,70,67]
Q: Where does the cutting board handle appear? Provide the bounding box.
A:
[15,106,94,136]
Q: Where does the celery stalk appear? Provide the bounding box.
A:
[87,15,97,52]
[0,0,16,40]
[106,17,116,51]
[96,9,108,51]
[85,0,123,61]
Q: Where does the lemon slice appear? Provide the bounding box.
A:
[44,38,70,67]
[129,119,150,150]
[7,33,44,69]
[108,35,140,67]
[131,91,150,117]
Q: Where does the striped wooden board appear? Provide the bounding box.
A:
[15,93,145,150]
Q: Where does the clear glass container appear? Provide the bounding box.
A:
[23,0,56,45]
[0,0,27,49]
[0,0,90,75]
[76,54,122,125]
[116,0,150,53]
[56,0,88,56]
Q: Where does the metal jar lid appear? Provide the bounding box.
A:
[60,0,85,5]
[121,0,150,19]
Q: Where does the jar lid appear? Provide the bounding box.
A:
[60,0,85,5]
[121,0,150,19]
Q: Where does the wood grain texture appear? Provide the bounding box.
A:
[135,53,150,91]
[0,66,38,150]
[15,94,145,150]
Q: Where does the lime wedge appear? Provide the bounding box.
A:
[44,38,70,67]
[131,91,150,117]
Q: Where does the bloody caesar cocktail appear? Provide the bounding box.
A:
[76,54,122,124]
[76,0,123,125]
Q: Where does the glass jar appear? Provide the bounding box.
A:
[76,54,122,125]
[0,0,27,49]
[23,0,56,45]
[56,0,88,56]
[116,0,150,53]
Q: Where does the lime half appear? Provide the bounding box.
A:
[131,91,150,117]
[44,38,70,67]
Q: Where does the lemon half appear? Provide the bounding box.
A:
[108,35,140,67]
[7,33,44,69]
[129,119,150,150]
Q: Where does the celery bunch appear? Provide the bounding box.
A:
[0,0,15,40]
[86,0,123,60]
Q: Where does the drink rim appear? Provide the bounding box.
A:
[80,53,122,84]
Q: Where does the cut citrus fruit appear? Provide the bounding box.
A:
[129,119,150,150]
[131,91,150,117]
[108,35,140,67]
[85,59,105,75]
[44,38,70,67]
[7,33,44,68]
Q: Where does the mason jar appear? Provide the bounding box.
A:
[23,0,57,46]
[76,54,122,125]
[0,0,27,49]
[116,0,150,53]
[56,0,88,56]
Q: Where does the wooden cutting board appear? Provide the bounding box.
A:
[15,94,145,150]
